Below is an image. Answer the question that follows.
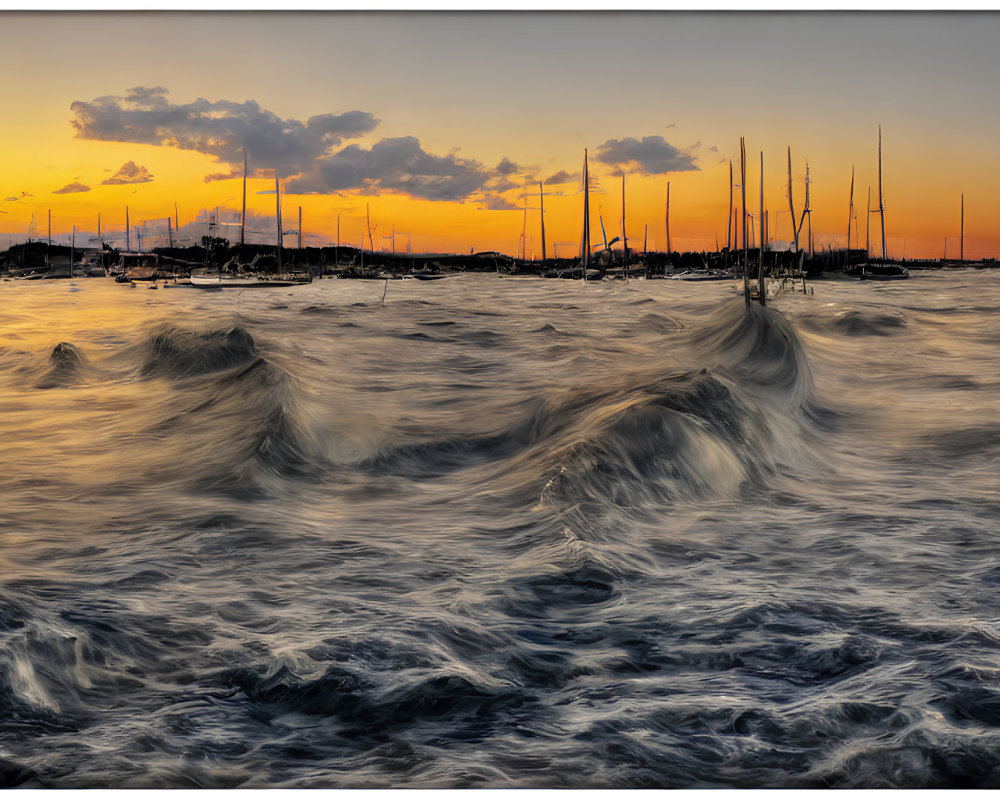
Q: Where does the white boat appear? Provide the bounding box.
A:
[189,270,304,288]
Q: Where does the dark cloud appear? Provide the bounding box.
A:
[102,161,154,185]
[53,181,91,194]
[285,136,493,202]
[5,192,32,201]
[594,135,698,175]
[495,158,520,176]
[544,170,578,185]
[70,87,380,178]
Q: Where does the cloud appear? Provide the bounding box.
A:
[594,135,698,175]
[483,194,520,211]
[495,158,520,176]
[544,170,578,185]
[102,161,154,185]
[285,136,495,202]
[71,86,380,179]
[5,192,32,201]
[53,181,91,194]
[71,86,526,204]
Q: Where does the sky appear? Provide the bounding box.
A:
[2,10,1000,259]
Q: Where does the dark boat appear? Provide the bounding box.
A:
[860,263,909,280]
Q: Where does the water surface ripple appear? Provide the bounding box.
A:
[1,271,999,788]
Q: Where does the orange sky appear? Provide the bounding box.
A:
[3,11,1000,260]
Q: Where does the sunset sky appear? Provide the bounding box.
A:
[2,10,999,259]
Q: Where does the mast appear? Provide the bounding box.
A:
[583,149,590,268]
[846,165,855,267]
[732,208,737,259]
[366,203,373,251]
[878,125,887,260]
[174,202,179,237]
[961,193,965,262]
[787,147,797,252]
[539,182,546,262]
[666,180,671,253]
[167,216,173,248]
[71,225,75,277]
[47,209,51,268]
[524,184,531,260]
[336,214,340,268]
[621,172,628,285]
[740,137,749,308]
[727,160,733,253]
[241,148,247,247]
[805,161,813,258]
[275,175,282,271]
[298,206,302,250]
[758,150,765,306]
[866,185,872,259]
[643,223,648,255]
[97,213,102,267]
[126,206,130,252]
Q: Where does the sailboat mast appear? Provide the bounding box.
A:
[847,166,855,253]
[759,151,764,255]
[71,225,75,276]
[521,183,528,260]
[47,209,51,268]
[787,147,796,252]
[539,182,546,262]
[666,180,671,253]
[805,161,813,257]
[583,150,590,268]
[740,137,749,307]
[126,206,130,252]
[866,185,871,259]
[961,193,965,262]
[878,125,887,260]
[240,148,247,247]
[298,206,302,250]
[727,160,733,253]
[758,150,765,306]
[275,176,282,271]
[621,173,628,285]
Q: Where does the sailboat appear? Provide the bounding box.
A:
[573,148,601,281]
[190,162,308,288]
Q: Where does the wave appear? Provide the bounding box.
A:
[121,325,330,496]
[363,300,823,515]
[831,309,907,336]
[35,342,89,389]
[138,326,259,380]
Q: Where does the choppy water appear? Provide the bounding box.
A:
[1,270,999,788]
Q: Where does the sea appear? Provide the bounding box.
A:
[1,269,999,789]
